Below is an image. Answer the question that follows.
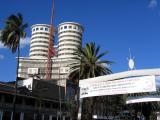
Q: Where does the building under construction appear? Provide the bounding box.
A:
[18,22,84,87]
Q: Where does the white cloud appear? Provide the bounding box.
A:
[149,0,158,8]
[20,37,30,48]
[0,54,4,59]
[0,42,6,48]
[0,36,30,49]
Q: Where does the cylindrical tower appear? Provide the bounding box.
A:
[29,24,54,58]
[57,22,83,59]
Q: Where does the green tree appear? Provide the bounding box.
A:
[69,42,113,119]
[0,13,28,120]
[128,92,160,120]
[69,42,112,80]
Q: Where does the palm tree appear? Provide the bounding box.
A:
[69,42,113,119]
[69,42,112,80]
[0,13,28,120]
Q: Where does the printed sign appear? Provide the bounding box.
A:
[79,76,156,98]
[18,78,33,90]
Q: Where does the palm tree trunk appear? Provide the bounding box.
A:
[12,43,20,120]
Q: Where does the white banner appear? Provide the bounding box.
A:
[79,76,156,98]
[126,96,160,104]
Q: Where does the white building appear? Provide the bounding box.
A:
[58,22,83,59]
[18,22,84,87]
[29,24,54,58]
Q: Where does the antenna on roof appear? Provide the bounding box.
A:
[127,48,135,70]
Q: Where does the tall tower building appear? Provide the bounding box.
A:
[18,22,84,87]
[29,24,54,58]
[57,22,83,59]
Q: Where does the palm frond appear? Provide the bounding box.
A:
[96,51,109,60]
[0,13,28,53]
[69,42,113,81]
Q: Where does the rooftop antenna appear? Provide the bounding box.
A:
[127,48,135,70]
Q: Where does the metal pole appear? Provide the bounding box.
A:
[77,57,82,120]
[11,112,13,120]
[49,115,52,120]
[42,114,44,120]
[20,112,24,120]
[0,111,3,120]
[77,99,83,120]
[58,58,62,120]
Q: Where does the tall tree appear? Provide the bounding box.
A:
[69,42,112,80]
[0,13,28,119]
[69,42,113,119]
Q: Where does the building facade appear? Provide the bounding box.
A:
[18,58,75,87]
[29,24,54,59]
[0,82,69,120]
[57,22,83,59]
[18,22,83,87]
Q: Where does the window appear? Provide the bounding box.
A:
[58,35,82,40]
[45,28,49,31]
[30,54,48,57]
[40,27,44,30]
[61,27,63,30]
[30,44,48,48]
[30,49,48,53]
[69,26,72,29]
[73,26,76,29]
[64,26,67,29]
[31,40,48,44]
[32,29,35,32]
[36,28,39,31]
[77,26,81,31]
[31,36,49,40]
[58,43,80,48]
[32,32,50,36]
[58,53,74,56]
[59,48,77,51]
[58,30,82,36]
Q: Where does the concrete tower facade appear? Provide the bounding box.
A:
[29,24,54,58]
[18,22,84,87]
[57,22,83,59]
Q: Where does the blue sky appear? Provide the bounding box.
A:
[0,0,160,82]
